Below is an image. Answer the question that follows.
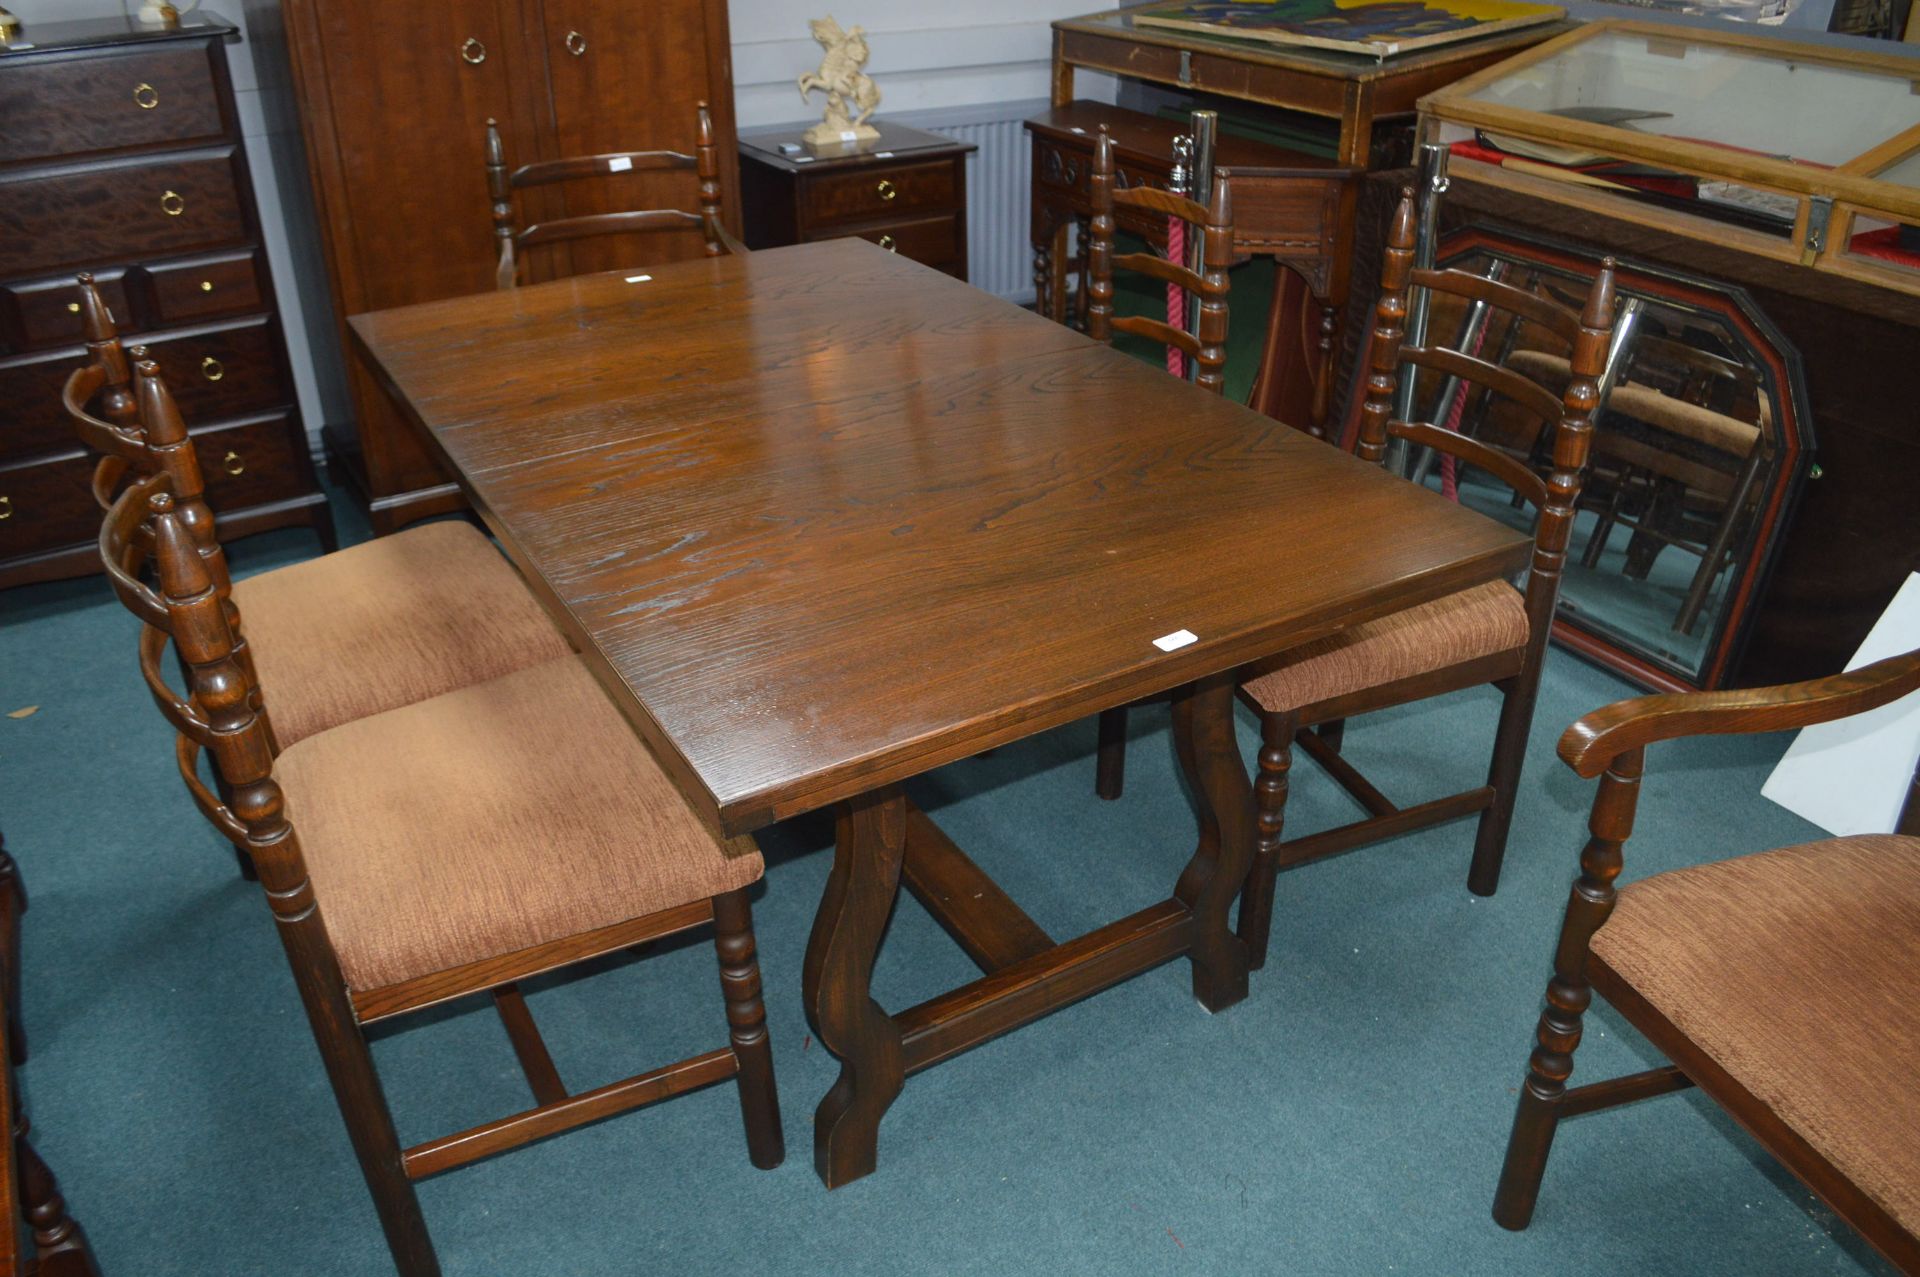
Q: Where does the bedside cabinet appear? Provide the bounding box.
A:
[738,121,974,279]
[0,12,330,589]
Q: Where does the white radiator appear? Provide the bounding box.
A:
[894,99,1049,304]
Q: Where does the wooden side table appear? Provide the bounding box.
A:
[1027,102,1356,435]
[738,121,975,279]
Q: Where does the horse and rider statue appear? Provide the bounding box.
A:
[799,15,881,145]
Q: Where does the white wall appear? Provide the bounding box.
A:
[731,0,1113,129]
[11,0,1105,442]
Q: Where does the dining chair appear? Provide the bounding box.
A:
[98,471,784,1277]
[1084,123,1234,799]
[63,279,573,875]
[1492,647,1920,1274]
[1232,191,1617,966]
[486,101,742,290]
[0,837,98,1277]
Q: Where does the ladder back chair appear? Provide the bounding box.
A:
[0,838,99,1277]
[1233,190,1617,968]
[1085,123,1235,798]
[98,472,784,1277]
[1494,646,1920,1274]
[486,101,742,290]
[62,278,573,877]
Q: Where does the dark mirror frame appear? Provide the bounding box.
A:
[1338,225,1816,692]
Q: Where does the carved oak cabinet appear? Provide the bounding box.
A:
[0,13,329,589]
[244,0,742,534]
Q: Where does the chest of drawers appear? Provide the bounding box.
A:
[0,14,329,589]
[737,121,974,279]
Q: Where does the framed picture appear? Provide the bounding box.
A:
[1131,0,1565,58]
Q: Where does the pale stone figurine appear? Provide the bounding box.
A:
[798,15,881,146]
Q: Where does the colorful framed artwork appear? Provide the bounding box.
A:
[1131,0,1565,58]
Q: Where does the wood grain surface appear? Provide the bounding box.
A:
[352,239,1530,835]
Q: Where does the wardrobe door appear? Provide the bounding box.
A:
[534,0,741,276]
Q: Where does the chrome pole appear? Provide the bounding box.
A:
[1388,140,1450,473]
[1184,109,1217,381]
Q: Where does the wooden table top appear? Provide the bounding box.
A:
[350,240,1530,836]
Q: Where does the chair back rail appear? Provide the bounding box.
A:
[488,102,736,289]
[1086,125,1234,396]
[69,274,141,508]
[1360,187,1616,683]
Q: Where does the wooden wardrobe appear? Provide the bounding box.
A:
[244,0,741,533]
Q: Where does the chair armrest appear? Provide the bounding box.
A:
[1558,648,1920,778]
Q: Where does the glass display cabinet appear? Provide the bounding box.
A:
[1343,226,1814,690]
[1417,20,1920,299]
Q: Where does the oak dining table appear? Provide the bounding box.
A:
[347,238,1531,1189]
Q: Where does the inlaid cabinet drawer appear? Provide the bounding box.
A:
[195,412,306,513]
[147,251,264,326]
[803,160,957,228]
[0,270,131,354]
[836,216,960,269]
[0,42,228,167]
[0,318,287,465]
[0,453,110,559]
[0,148,248,277]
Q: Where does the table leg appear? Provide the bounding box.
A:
[1170,671,1253,1012]
[803,786,908,1188]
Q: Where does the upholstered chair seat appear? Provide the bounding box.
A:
[235,521,573,748]
[1589,833,1920,1239]
[276,656,761,994]
[1241,580,1529,715]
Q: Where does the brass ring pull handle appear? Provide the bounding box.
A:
[160,190,186,216]
[200,356,224,382]
[199,280,214,292]
[876,179,897,202]
[565,29,586,55]
[133,82,160,109]
[460,37,486,64]
[222,450,245,476]
[877,234,896,252]
[0,496,11,521]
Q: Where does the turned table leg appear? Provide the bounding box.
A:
[1170,671,1254,1012]
[803,786,908,1188]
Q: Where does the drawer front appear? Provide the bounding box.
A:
[0,270,132,354]
[829,216,960,269]
[0,149,249,278]
[0,42,228,167]
[0,318,287,465]
[803,160,957,228]
[197,413,306,514]
[147,251,264,327]
[0,453,109,559]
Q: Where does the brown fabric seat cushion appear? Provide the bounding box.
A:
[233,521,572,747]
[1241,579,1528,715]
[276,656,762,993]
[1592,834,1920,1239]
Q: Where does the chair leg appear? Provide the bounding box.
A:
[1235,709,1296,972]
[1316,718,1346,754]
[1095,707,1128,801]
[712,889,785,1170]
[16,1121,99,1277]
[1492,1060,1569,1231]
[1469,675,1537,897]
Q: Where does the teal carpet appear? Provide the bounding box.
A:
[0,483,1894,1276]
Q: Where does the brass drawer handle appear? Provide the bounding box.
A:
[201,356,224,381]
[565,29,586,55]
[222,450,245,476]
[67,302,81,313]
[133,82,160,109]
[461,37,486,64]
[877,234,896,252]
[160,190,185,216]
[876,179,897,202]
[0,495,11,521]
[199,280,214,293]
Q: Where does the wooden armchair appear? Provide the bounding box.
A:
[1085,123,1234,798]
[62,277,573,876]
[1493,648,1920,1274]
[0,839,98,1277]
[486,101,741,289]
[98,472,783,1277]
[1232,192,1617,967]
